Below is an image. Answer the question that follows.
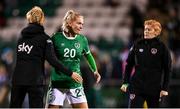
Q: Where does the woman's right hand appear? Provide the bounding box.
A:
[71,72,83,83]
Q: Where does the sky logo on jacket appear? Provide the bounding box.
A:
[18,42,33,54]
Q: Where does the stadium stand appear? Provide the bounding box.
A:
[0,0,180,108]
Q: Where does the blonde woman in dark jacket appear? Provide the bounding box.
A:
[10,6,82,108]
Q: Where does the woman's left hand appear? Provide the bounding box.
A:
[94,71,101,83]
[160,90,168,98]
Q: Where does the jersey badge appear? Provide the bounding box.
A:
[151,48,157,54]
[61,43,65,46]
[74,42,80,49]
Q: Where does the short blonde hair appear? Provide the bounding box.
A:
[62,10,83,32]
[144,20,162,36]
[26,6,45,25]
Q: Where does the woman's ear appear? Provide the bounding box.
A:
[68,22,72,27]
[40,14,45,25]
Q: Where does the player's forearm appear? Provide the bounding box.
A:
[85,53,97,72]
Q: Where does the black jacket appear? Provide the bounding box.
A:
[123,37,172,95]
[12,23,72,85]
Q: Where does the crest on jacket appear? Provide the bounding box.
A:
[151,48,157,54]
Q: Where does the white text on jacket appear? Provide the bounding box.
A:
[18,42,33,54]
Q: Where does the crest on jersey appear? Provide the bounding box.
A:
[61,43,65,46]
[151,48,157,54]
[139,48,144,52]
[74,43,80,49]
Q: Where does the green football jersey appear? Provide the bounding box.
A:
[50,32,90,88]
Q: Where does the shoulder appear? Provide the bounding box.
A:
[133,38,144,47]
[52,32,62,37]
[155,38,166,48]
[42,34,53,44]
[78,34,86,38]
[136,38,144,44]
[51,32,62,39]
[130,38,145,51]
[35,32,50,43]
[78,34,88,41]
[43,33,50,39]
[153,38,170,53]
[159,41,169,51]
[157,38,165,45]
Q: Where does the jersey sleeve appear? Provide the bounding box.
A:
[82,35,97,72]
[51,33,57,42]
[85,53,97,72]
[82,36,90,55]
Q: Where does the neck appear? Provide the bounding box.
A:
[144,36,157,39]
[64,30,76,37]
[64,31,76,38]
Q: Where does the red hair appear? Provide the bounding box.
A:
[144,20,162,36]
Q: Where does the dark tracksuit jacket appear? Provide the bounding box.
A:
[123,37,172,95]
[10,23,72,108]
[12,23,72,86]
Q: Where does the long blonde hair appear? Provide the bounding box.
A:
[62,10,83,32]
[26,6,45,25]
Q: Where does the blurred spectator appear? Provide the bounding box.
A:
[0,0,7,28]
[0,63,10,107]
[81,44,102,108]
[99,52,112,79]
[4,0,18,17]
[104,0,120,8]
[166,7,180,55]
[148,0,168,12]
[0,47,14,108]
[1,47,15,80]
[128,2,144,45]
[111,50,123,79]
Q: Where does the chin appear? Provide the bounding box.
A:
[76,32,80,34]
[144,37,150,39]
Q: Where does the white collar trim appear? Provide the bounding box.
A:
[63,31,77,40]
